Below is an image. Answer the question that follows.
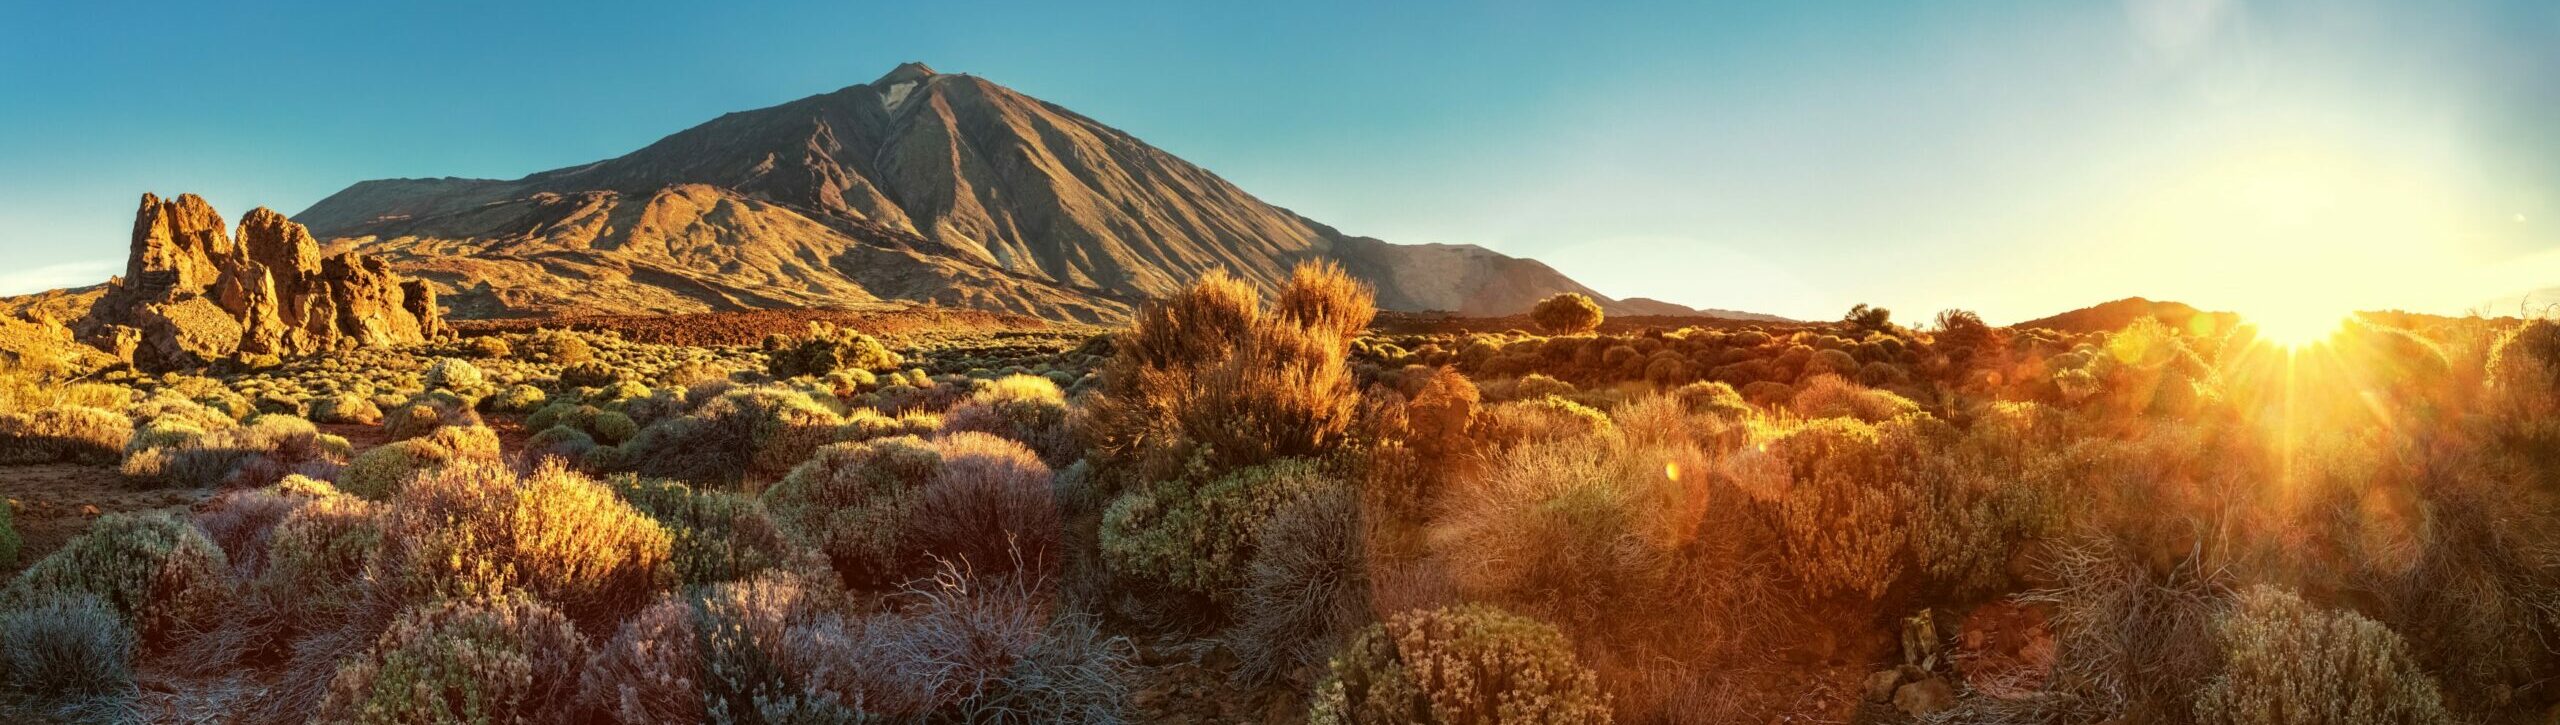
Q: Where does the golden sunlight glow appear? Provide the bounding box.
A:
[2243,306,2349,349]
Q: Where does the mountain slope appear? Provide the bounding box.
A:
[2011,297,2240,334]
[296,63,1658,321]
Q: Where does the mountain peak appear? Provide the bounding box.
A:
[876,62,938,85]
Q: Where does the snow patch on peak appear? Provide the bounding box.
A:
[880,81,918,113]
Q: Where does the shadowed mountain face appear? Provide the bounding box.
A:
[295,63,1644,322]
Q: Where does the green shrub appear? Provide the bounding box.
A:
[619,386,845,487]
[371,460,674,633]
[465,336,513,359]
[0,502,17,570]
[256,493,382,631]
[2192,586,2452,725]
[489,384,548,414]
[765,322,902,379]
[381,394,483,442]
[12,511,230,648]
[561,360,623,389]
[609,476,794,588]
[1101,458,1342,611]
[309,393,385,425]
[0,405,132,465]
[315,595,589,724]
[0,591,135,701]
[1309,604,1611,725]
[940,374,1077,466]
[1530,293,1604,335]
[423,357,485,391]
[764,433,1056,591]
[339,438,461,501]
[523,329,594,365]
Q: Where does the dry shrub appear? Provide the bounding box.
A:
[1722,416,1916,601]
[1788,373,1920,422]
[2191,586,2452,725]
[1531,293,1605,335]
[1431,438,1710,644]
[765,321,903,378]
[1473,395,1614,452]
[940,373,1078,466]
[2015,537,2233,721]
[1309,604,1611,725]
[309,393,384,425]
[0,405,131,465]
[1229,486,1373,686]
[381,393,483,442]
[369,460,674,634]
[1083,263,1371,484]
[575,595,702,724]
[1100,458,1343,614]
[11,511,231,650]
[0,591,135,704]
[765,433,1058,592]
[608,476,797,587]
[123,413,352,489]
[192,478,335,577]
[619,386,847,487]
[2483,319,2560,417]
[315,594,589,725]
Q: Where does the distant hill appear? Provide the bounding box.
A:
[1613,296,1795,323]
[2011,297,2241,335]
[294,63,1666,322]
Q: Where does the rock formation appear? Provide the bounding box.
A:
[77,193,445,370]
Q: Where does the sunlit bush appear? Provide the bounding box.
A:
[609,476,796,587]
[12,510,231,649]
[315,594,588,724]
[0,405,131,465]
[1530,293,1604,335]
[765,322,903,379]
[1101,458,1342,612]
[1309,604,1611,725]
[2192,586,2452,725]
[619,386,845,487]
[370,460,674,633]
[940,373,1077,466]
[764,433,1056,591]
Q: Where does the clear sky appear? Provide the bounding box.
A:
[1,0,2552,323]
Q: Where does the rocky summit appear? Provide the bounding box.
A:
[77,193,444,371]
[291,63,1657,323]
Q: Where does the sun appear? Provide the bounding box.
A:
[2244,305,2349,349]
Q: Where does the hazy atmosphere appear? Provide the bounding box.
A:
[5,0,2551,321]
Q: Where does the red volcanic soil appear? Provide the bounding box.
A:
[451,305,1086,347]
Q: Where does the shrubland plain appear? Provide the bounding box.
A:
[1,261,2556,724]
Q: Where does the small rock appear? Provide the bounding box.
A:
[1865,669,1904,703]
[79,504,102,517]
[1895,676,1956,717]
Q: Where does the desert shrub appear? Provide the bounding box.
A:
[12,510,230,649]
[309,393,385,425]
[765,433,1057,591]
[337,428,498,500]
[1082,263,1370,485]
[1788,373,1920,422]
[787,564,1132,723]
[370,460,674,633]
[2484,319,2560,420]
[423,357,485,391]
[609,476,795,587]
[1725,416,1912,600]
[1309,604,1611,725]
[1230,486,1373,686]
[121,413,352,489]
[0,591,135,702]
[2022,537,2233,719]
[465,335,512,359]
[525,425,599,464]
[576,595,702,724]
[940,373,1077,466]
[619,386,846,487]
[255,492,383,632]
[381,393,483,441]
[315,594,589,725]
[523,329,594,365]
[193,481,332,576]
[0,405,131,465]
[1101,458,1342,612]
[1530,293,1604,335]
[0,502,17,570]
[766,322,903,379]
[2192,586,2452,725]
[1403,366,1481,462]
[1433,439,1700,637]
[559,360,623,389]
[1473,396,1614,451]
[488,384,548,413]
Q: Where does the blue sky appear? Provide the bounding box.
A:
[1,0,2551,322]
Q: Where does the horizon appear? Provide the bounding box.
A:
[2,0,2553,325]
